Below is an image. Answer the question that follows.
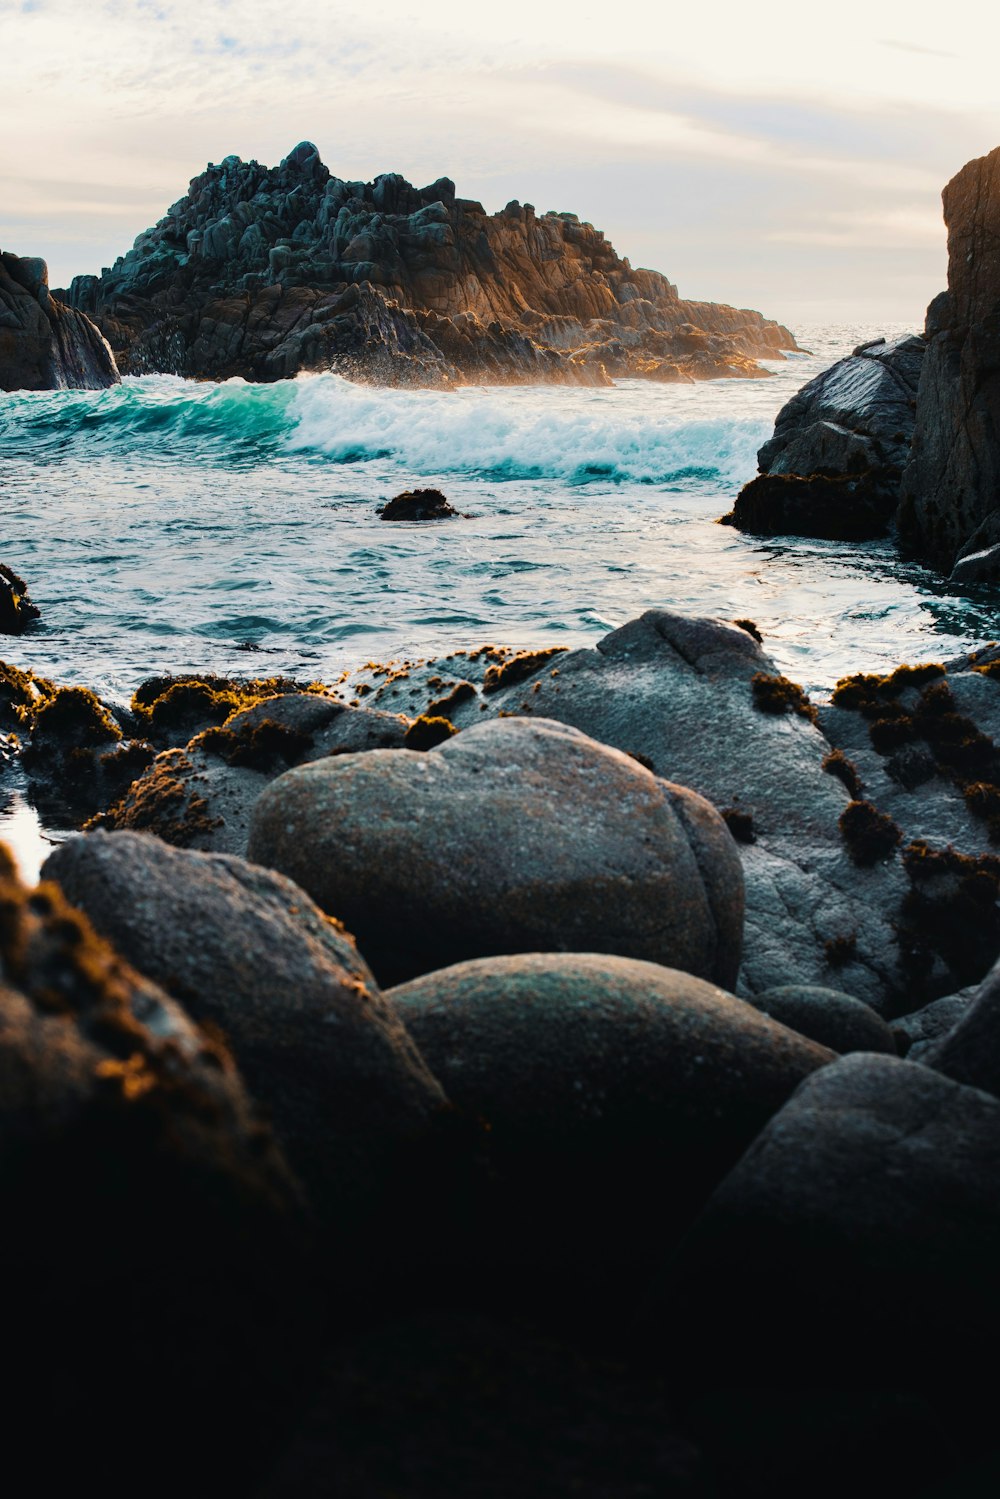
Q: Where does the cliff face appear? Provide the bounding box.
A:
[0,251,120,392]
[899,146,1000,580]
[62,141,798,386]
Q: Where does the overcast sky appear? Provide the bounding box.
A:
[2,0,999,328]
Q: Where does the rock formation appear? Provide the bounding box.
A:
[59,141,798,386]
[0,249,119,391]
[899,144,1000,581]
[724,333,924,540]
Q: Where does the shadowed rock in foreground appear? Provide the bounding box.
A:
[60,141,798,386]
[0,249,119,391]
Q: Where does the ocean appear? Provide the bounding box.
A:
[3,321,1000,838]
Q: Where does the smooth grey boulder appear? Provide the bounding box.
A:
[746,984,897,1055]
[388,952,832,1272]
[43,830,448,1223]
[356,611,907,1011]
[656,1053,1000,1380]
[97,692,409,855]
[248,716,745,990]
[1,249,120,390]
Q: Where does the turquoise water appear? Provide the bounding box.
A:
[2,321,1000,717]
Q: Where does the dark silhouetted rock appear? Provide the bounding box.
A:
[657,1053,1000,1382]
[43,830,447,1226]
[0,563,40,634]
[1,249,119,390]
[60,145,798,386]
[923,954,1000,1095]
[0,844,310,1492]
[248,716,745,990]
[726,334,923,540]
[745,983,897,1054]
[378,487,459,521]
[900,146,1000,577]
[386,953,831,1276]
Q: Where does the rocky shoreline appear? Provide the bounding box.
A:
[4,603,1000,1489]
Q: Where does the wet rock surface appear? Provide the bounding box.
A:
[377,487,461,521]
[1,248,119,390]
[248,715,745,990]
[0,564,40,635]
[60,143,798,386]
[725,334,923,540]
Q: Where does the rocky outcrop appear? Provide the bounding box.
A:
[60,141,798,386]
[0,249,119,391]
[899,146,1000,580]
[248,716,745,990]
[724,334,924,539]
[0,564,40,634]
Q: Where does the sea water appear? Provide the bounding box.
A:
[3,321,1000,707]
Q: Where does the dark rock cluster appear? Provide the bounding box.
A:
[0,248,119,391]
[727,141,1000,585]
[55,141,798,387]
[7,603,1000,1487]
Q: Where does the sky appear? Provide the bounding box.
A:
[2,0,1000,327]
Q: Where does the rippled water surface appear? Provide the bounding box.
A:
[3,321,1000,710]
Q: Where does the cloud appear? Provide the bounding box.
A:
[880,38,958,59]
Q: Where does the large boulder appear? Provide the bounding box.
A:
[43,830,448,1226]
[0,249,119,390]
[922,953,1000,1094]
[900,145,1000,579]
[353,612,909,1011]
[724,334,924,539]
[248,716,745,990]
[0,844,311,1490]
[386,953,832,1277]
[95,692,409,854]
[744,983,897,1055]
[656,1053,1000,1381]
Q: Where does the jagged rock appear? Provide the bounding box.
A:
[0,564,40,635]
[95,692,409,855]
[59,144,798,386]
[248,716,745,990]
[892,987,977,1059]
[656,1054,1000,1382]
[0,846,311,1491]
[0,249,119,390]
[899,146,1000,576]
[922,953,1000,1095]
[744,984,897,1054]
[386,953,831,1278]
[725,334,924,540]
[43,830,448,1226]
[378,488,459,521]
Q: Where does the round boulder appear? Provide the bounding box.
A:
[386,952,832,1279]
[248,717,745,988]
[43,829,448,1229]
[745,984,898,1055]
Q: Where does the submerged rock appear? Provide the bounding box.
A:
[44,830,448,1227]
[0,249,119,390]
[248,715,745,990]
[900,146,1000,578]
[0,845,310,1490]
[0,564,40,635]
[725,334,924,540]
[386,952,832,1277]
[378,487,460,521]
